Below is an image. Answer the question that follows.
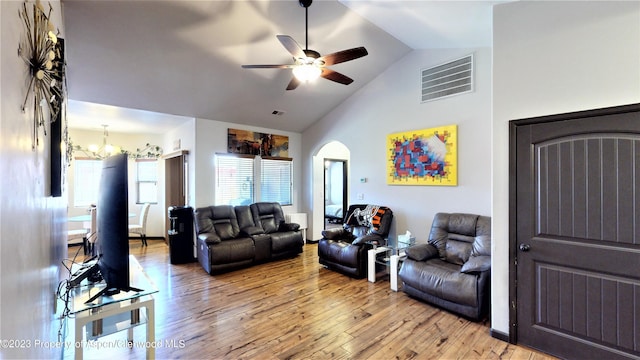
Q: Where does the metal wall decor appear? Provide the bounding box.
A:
[18,0,63,149]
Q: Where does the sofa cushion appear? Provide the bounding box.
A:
[429,213,480,263]
[251,202,286,234]
[399,258,478,307]
[445,240,472,265]
[214,221,237,240]
[209,238,254,264]
[195,205,240,240]
[318,240,360,268]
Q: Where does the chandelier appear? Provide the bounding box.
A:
[72,124,163,160]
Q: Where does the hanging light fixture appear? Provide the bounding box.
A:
[73,124,118,159]
[71,124,163,161]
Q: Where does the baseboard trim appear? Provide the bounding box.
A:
[490,328,510,343]
[306,239,319,244]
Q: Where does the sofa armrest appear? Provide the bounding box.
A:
[460,255,491,273]
[240,226,264,237]
[405,243,439,261]
[352,233,384,246]
[278,222,300,232]
[198,232,221,244]
[322,227,350,240]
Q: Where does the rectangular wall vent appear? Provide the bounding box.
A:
[421,54,473,103]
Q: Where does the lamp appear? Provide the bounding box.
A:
[292,64,321,82]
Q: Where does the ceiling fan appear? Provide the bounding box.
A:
[241,0,368,91]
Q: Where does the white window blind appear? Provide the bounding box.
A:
[260,158,292,205]
[215,155,254,206]
[73,159,102,207]
[136,159,158,204]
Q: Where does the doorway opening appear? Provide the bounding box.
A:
[311,141,350,241]
[324,159,347,230]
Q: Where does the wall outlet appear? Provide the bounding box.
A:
[357,193,364,200]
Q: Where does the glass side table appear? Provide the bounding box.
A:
[367,236,415,285]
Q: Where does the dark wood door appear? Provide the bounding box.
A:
[164,151,188,240]
[511,104,640,359]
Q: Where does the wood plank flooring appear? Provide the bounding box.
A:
[64,241,555,359]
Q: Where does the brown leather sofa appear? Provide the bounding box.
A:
[195,202,304,274]
[398,212,491,321]
[318,204,393,278]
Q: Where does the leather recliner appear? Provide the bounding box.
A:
[318,204,393,278]
[398,212,491,321]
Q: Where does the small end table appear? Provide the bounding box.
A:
[367,239,411,289]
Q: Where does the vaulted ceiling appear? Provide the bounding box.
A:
[62,0,505,134]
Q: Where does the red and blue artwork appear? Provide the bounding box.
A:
[387,125,457,186]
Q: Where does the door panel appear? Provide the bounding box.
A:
[512,104,640,359]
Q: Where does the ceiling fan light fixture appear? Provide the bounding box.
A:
[293,64,321,82]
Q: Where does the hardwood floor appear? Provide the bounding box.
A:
[64,241,555,359]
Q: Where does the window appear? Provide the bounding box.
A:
[215,155,254,206]
[215,154,293,206]
[73,159,102,207]
[136,159,158,204]
[260,158,292,205]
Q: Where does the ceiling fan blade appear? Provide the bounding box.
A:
[319,47,368,66]
[277,35,306,59]
[286,76,301,91]
[241,64,295,69]
[320,68,354,85]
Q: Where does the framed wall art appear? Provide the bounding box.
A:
[387,124,457,186]
[227,128,289,157]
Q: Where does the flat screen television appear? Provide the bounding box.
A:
[95,153,131,297]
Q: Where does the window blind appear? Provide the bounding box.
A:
[260,158,292,205]
[215,155,255,206]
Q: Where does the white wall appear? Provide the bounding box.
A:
[303,47,493,242]
[492,0,640,336]
[68,129,166,238]
[193,118,303,214]
[0,1,67,358]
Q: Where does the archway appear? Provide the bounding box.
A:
[310,141,350,241]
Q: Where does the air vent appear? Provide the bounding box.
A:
[421,54,473,103]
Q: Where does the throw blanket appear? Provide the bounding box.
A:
[345,205,387,232]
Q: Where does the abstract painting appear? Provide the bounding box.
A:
[387,124,457,185]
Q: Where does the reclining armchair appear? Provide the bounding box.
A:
[398,212,491,321]
[318,204,393,278]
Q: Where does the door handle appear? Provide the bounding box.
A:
[519,243,531,252]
